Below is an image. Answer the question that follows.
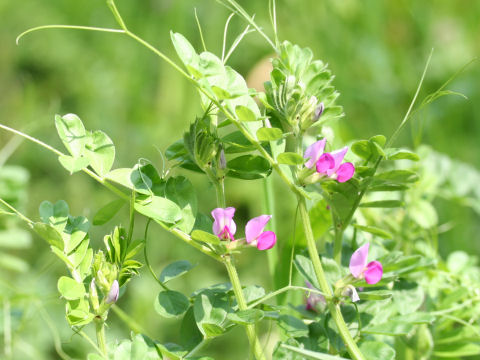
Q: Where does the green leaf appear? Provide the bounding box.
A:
[194,290,229,338]
[434,343,480,357]
[235,105,258,122]
[57,276,85,300]
[32,222,64,249]
[0,229,31,249]
[227,309,264,325]
[277,315,309,337]
[191,229,220,245]
[243,285,266,304]
[279,344,350,360]
[353,224,393,239]
[375,170,419,184]
[351,140,372,160]
[256,127,283,141]
[55,113,87,157]
[134,196,182,224]
[58,154,90,174]
[370,135,386,147]
[64,215,90,253]
[358,290,393,301]
[363,321,414,336]
[39,200,69,232]
[392,282,424,315]
[360,200,404,208]
[227,155,271,180]
[390,312,435,324]
[277,152,305,165]
[359,341,395,360]
[180,307,203,351]
[93,199,125,226]
[165,176,197,234]
[294,254,319,289]
[154,290,190,318]
[171,32,200,76]
[386,148,419,161]
[85,130,115,177]
[160,260,195,283]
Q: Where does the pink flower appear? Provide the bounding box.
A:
[349,243,383,285]
[304,140,355,183]
[211,207,237,241]
[245,215,276,250]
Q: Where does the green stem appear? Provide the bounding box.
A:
[143,219,169,290]
[94,318,107,358]
[263,177,278,280]
[298,197,365,360]
[224,256,266,360]
[186,338,211,358]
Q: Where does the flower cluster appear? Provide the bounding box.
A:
[211,207,276,250]
[304,139,355,183]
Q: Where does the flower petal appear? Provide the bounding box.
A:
[211,207,236,237]
[245,215,271,243]
[349,243,370,278]
[364,261,383,284]
[304,139,326,168]
[350,286,360,302]
[256,231,276,250]
[326,146,348,176]
[316,153,335,174]
[336,162,355,183]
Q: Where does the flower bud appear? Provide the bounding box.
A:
[313,102,324,122]
[105,280,119,304]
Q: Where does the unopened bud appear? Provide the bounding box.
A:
[313,102,324,122]
[105,280,119,304]
[342,285,360,302]
[219,149,226,170]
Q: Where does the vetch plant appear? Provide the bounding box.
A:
[0,0,479,359]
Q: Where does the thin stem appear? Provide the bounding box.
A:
[94,319,107,358]
[224,256,266,360]
[194,8,207,52]
[37,305,73,360]
[16,25,125,45]
[106,0,128,31]
[386,48,433,148]
[0,198,33,224]
[78,330,103,356]
[263,177,278,280]
[111,305,149,335]
[127,191,135,244]
[143,219,169,290]
[298,197,365,360]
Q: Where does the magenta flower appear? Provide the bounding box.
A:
[349,243,383,285]
[304,140,355,183]
[211,207,237,241]
[304,139,327,169]
[245,215,276,250]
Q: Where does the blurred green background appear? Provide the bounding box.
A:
[0,0,479,358]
